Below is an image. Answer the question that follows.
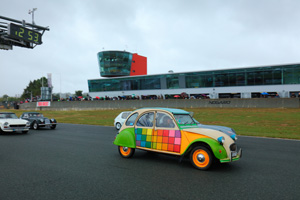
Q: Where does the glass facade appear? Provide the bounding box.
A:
[88,64,300,92]
[98,51,132,77]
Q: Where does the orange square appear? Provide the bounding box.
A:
[168,144,174,151]
[157,136,163,143]
[153,130,158,136]
[162,143,168,151]
[162,137,169,144]
[157,130,163,136]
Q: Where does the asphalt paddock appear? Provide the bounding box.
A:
[0,124,299,200]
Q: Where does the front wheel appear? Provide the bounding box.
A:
[33,122,39,130]
[50,125,56,129]
[190,146,213,170]
[118,146,135,158]
[115,123,121,130]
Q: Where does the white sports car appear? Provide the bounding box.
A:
[0,112,30,134]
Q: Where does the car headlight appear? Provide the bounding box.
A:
[26,122,30,127]
[40,119,44,123]
[230,134,237,141]
[4,122,9,128]
[217,136,225,144]
[50,119,55,122]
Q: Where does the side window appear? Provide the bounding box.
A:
[156,112,175,128]
[125,112,138,126]
[121,112,131,119]
[136,112,154,127]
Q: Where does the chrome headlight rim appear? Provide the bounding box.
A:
[217,136,225,144]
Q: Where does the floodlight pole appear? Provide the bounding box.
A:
[28,8,37,25]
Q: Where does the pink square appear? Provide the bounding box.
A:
[174,138,181,145]
[169,130,175,137]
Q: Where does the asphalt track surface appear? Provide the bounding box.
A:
[0,124,299,200]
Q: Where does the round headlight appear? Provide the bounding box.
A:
[4,122,9,128]
[217,136,225,144]
[40,119,44,122]
[26,122,30,126]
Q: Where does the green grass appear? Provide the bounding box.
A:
[3,108,300,140]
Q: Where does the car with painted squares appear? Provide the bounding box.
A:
[0,112,30,134]
[113,108,242,170]
[20,112,57,130]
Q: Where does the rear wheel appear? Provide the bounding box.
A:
[190,146,213,170]
[118,146,135,158]
[50,125,56,129]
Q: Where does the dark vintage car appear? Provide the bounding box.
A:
[20,112,57,130]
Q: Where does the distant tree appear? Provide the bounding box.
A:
[21,77,48,100]
[75,90,83,96]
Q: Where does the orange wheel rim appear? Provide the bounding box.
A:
[193,149,209,168]
[120,146,131,156]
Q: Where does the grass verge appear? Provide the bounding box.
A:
[2,108,300,140]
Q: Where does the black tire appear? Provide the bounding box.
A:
[50,125,56,129]
[118,146,135,158]
[116,123,122,130]
[190,146,213,170]
[33,121,39,130]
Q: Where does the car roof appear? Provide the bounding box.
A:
[0,112,15,114]
[134,107,190,115]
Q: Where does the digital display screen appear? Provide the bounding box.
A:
[8,23,42,44]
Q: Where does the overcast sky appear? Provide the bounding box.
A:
[1,0,300,97]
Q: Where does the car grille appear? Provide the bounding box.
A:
[230,143,237,151]
[10,124,26,128]
[45,119,50,124]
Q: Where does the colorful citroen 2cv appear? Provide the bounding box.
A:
[113,108,242,170]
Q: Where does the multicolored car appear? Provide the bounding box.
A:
[113,107,242,170]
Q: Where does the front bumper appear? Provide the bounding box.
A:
[2,127,30,132]
[220,148,242,163]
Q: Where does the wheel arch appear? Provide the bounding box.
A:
[182,138,227,160]
[113,127,136,148]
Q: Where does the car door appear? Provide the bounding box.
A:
[153,112,181,154]
[135,112,154,149]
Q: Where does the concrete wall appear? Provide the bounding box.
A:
[19,98,300,111]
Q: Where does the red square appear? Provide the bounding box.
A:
[163,130,169,137]
[168,137,175,144]
[168,144,174,151]
[174,145,180,153]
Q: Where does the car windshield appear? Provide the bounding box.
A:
[174,114,196,125]
[29,113,44,117]
[0,113,18,119]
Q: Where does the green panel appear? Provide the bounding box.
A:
[113,128,136,148]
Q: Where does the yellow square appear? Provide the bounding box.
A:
[146,135,152,142]
[147,129,152,135]
[156,143,162,150]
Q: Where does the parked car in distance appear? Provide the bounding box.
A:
[0,112,30,134]
[20,112,57,130]
[114,107,242,170]
[114,111,132,130]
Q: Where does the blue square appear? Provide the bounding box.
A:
[136,134,142,141]
[141,141,146,147]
